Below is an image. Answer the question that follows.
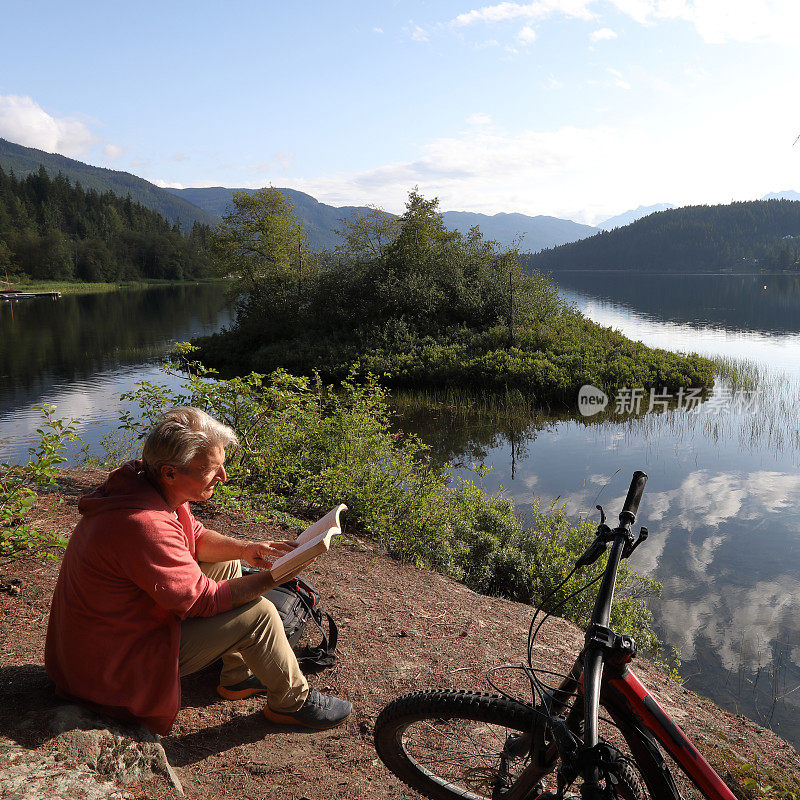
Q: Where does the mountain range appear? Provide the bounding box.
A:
[0,138,597,252]
[5,136,800,260]
[0,138,217,230]
[167,186,597,251]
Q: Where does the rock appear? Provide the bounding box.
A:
[46,705,183,795]
[0,738,129,799]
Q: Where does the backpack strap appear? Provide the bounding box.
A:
[292,585,339,671]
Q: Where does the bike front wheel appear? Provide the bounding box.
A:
[374,689,649,800]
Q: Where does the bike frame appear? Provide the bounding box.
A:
[600,665,736,800]
[530,470,738,800]
[517,651,737,800]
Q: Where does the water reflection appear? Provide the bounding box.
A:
[554,273,800,376]
[553,272,800,335]
[546,274,800,739]
[394,389,800,743]
[0,284,234,461]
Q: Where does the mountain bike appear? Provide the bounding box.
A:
[374,471,738,800]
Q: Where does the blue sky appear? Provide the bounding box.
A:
[1,1,799,223]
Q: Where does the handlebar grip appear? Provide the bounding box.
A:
[621,471,648,519]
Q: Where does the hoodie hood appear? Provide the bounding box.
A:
[78,460,171,518]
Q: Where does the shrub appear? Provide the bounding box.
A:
[1,405,78,559]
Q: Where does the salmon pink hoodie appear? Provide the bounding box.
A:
[45,461,233,734]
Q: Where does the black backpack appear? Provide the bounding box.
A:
[264,576,340,672]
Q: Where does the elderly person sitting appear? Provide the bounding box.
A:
[45,407,351,734]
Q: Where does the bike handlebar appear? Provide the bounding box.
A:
[582,471,648,790]
[620,470,647,521]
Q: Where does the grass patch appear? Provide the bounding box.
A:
[710,356,765,392]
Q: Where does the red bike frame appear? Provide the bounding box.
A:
[600,667,737,800]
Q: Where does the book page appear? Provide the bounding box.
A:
[269,504,347,580]
[269,527,341,581]
[295,503,348,546]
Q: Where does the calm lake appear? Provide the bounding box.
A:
[2,275,800,747]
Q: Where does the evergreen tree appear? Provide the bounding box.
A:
[0,164,214,281]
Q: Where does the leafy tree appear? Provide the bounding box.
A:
[211,187,320,336]
[334,205,399,263]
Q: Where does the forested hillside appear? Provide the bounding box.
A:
[0,166,213,281]
[526,200,800,271]
[0,138,216,230]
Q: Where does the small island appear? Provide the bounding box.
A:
[195,188,714,406]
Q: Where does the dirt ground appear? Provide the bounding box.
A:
[1,469,799,799]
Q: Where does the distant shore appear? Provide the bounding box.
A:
[0,278,230,296]
[546,268,796,276]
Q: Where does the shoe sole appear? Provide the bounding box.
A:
[263,707,351,730]
[217,684,266,700]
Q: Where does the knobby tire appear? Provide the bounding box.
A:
[374,689,650,800]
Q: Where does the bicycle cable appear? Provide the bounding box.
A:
[484,568,604,709]
[527,572,604,667]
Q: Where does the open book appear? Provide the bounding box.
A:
[269,503,348,582]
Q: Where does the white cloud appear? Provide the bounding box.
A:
[517,24,537,43]
[0,94,96,157]
[649,0,800,45]
[102,143,124,161]
[151,178,185,189]
[408,22,430,42]
[291,121,630,216]
[373,26,384,34]
[607,0,800,44]
[590,26,617,41]
[451,1,800,45]
[607,67,631,89]
[273,150,294,170]
[453,1,594,27]
[284,73,800,222]
[466,112,493,126]
[607,0,653,25]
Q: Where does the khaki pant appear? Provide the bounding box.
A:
[179,560,309,713]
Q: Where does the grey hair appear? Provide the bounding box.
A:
[142,407,238,483]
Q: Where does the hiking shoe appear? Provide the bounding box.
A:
[217,674,268,700]
[263,689,352,730]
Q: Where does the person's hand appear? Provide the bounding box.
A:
[241,539,296,570]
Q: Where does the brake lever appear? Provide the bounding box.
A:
[623,526,649,559]
[596,504,606,525]
[576,506,614,568]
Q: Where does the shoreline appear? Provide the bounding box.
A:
[546,268,797,276]
[0,278,231,296]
